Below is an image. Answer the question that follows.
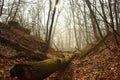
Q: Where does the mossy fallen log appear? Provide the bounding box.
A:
[10,54,75,80]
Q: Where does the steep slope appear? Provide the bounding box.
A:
[0,22,48,57]
[0,22,49,79]
[57,32,120,80]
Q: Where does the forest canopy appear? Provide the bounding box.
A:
[0,0,120,51]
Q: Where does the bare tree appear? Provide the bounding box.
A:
[99,0,109,33]
[47,0,59,45]
[84,0,103,40]
[6,0,15,22]
[113,0,119,29]
[108,0,114,30]
[12,0,21,20]
[69,0,80,49]
[46,0,52,41]
[0,0,4,16]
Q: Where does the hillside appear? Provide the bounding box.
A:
[0,22,49,79]
[44,32,120,80]
[55,32,120,80]
[0,22,120,80]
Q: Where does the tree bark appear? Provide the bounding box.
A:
[10,54,75,80]
[0,0,4,16]
[108,0,114,30]
[47,0,59,45]
[84,0,99,40]
[46,0,52,41]
[99,0,109,33]
[6,0,15,22]
[85,0,104,40]
[12,0,21,21]
[69,0,79,49]
[114,0,119,29]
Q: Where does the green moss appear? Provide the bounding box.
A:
[10,53,75,80]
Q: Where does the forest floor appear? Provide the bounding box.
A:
[0,23,49,80]
[0,22,67,80]
[46,32,120,80]
[0,22,120,80]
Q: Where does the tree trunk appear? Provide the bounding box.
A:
[12,0,21,20]
[84,0,99,41]
[10,54,75,80]
[108,0,114,30]
[113,0,119,30]
[47,0,59,44]
[69,0,79,49]
[46,0,52,41]
[6,0,15,22]
[85,0,104,40]
[99,0,109,33]
[0,0,4,16]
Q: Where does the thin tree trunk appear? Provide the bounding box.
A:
[0,0,4,16]
[12,0,21,20]
[69,0,80,49]
[108,0,114,30]
[6,0,15,22]
[108,0,119,46]
[46,0,52,41]
[51,8,62,46]
[85,0,103,39]
[47,0,59,45]
[85,0,99,40]
[83,2,89,44]
[99,0,109,33]
[90,1,120,38]
[114,0,119,29]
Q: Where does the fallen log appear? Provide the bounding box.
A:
[10,54,75,80]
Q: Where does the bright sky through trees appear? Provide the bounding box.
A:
[1,0,119,51]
